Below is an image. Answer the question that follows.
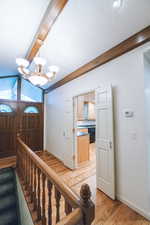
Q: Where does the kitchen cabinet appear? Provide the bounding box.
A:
[77,95,84,120]
[77,134,89,163]
[87,102,95,120]
[78,128,88,133]
[77,92,95,121]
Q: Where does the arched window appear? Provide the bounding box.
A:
[24,106,39,113]
[0,104,13,112]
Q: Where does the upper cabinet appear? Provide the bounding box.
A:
[88,102,95,120]
[77,92,95,121]
[77,95,84,120]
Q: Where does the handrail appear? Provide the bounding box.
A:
[56,208,82,225]
[17,137,80,208]
[17,136,95,225]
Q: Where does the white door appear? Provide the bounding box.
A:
[96,85,115,199]
[63,98,75,169]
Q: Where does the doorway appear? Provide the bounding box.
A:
[0,100,44,158]
[73,86,115,200]
[73,91,96,168]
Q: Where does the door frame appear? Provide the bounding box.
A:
[72,88,96,169]
[72,85,116,199]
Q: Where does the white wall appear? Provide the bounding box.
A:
[144,54,150,215]
[45,42,150,219]
[16,174,34,225]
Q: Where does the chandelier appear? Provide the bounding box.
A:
[16,57,59,86]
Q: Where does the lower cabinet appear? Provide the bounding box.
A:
[77,134,89,164]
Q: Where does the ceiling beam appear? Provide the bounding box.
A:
[45,26,150,93]
[26,0,68,62]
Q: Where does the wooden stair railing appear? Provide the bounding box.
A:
[17,136,95,225]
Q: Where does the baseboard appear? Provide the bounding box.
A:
[117,194,150,221]
[44,149,61,160]
[44,150,74,170]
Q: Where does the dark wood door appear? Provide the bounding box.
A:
[19,102,43,151]
[0,100,44,158]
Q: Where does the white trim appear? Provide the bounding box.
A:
[117,195,150,221]
[73,88,96,98]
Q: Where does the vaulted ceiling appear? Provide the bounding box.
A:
[0,0,150,89]
[0,0,49,76]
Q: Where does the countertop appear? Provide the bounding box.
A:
[77,125,96,129]
[77,132,89,137]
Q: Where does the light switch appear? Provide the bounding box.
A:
[123,110,134,118]
[130,132,137,140]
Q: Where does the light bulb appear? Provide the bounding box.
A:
[46,72,54,78]
[34,57,46,66]
[48,65,59,73]
[18,67,29,75]
[28,75,48,86]
[16,58,29,67]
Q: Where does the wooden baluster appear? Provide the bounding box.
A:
[33,164,37,211]
[30,160,34,202]
[24,152,27,189]
[22,149,24,179]
[20,149,23,178]
[80,184,95,225]
[25,153,28,190]
[65,201,72,215]
[47,180,52,225]
[29,157,32,195]
[42,173,46,225]
[37,168,42,221]
[27,154,30,192]
[21,149,23,177]
[55,187,61,223]
[16,141,19,172]
[27,155,30,191]
[30,158,33,199]
[17,149,20,176]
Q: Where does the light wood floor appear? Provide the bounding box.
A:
[39,145,149,225]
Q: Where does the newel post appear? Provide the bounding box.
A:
[80,184,95,225]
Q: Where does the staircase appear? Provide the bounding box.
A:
[0,168,20,225]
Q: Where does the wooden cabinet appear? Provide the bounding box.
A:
[78,128,88,133]
[77,92,95,121]
[88,102,95,120]
[77,95,84,120]
[77,134,89,164]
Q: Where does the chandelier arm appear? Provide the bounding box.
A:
[19,66,30,77]
[17,58,58,86]
[42,73,55,81]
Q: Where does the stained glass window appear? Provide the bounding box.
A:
[0,104,13,112]
[24,106,39,113]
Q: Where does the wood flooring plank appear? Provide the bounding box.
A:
[37,145,149,225]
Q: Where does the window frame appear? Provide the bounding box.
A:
[0,103,14,113]
[23,105,40,114]
[0,76,44,103]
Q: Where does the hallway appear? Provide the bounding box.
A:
[39,151,149,225]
